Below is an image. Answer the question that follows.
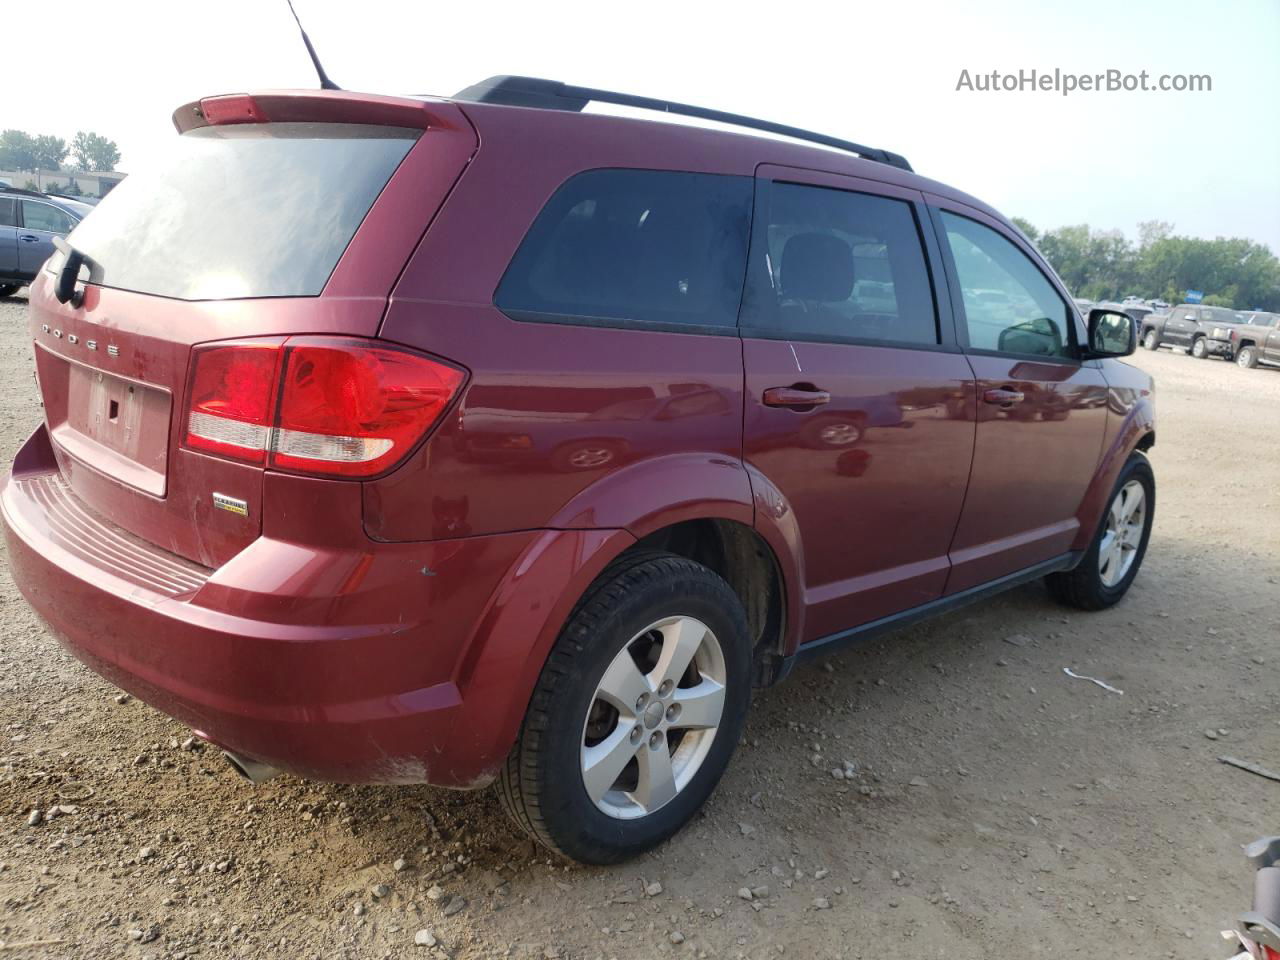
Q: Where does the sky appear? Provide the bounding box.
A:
[5,0,1278,251]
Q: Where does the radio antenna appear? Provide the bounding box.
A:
[286,0,340,90]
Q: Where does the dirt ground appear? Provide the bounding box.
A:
[0,289,1276,960]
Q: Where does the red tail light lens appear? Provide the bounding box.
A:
[185,342,281,464]
[183,337,465,478]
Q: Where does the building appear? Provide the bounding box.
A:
[0,168,125,198]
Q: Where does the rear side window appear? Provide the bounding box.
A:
[66,123,417,301]
[21,200,74,234]
[0,197,15,227]
[495,169,752,331]
[740,182,938,346]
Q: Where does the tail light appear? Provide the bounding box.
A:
[183,337,465,478]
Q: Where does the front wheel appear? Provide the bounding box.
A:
[1045,452,1155,611]
[1141,329,1159,351]
[1237,345,1259,369]
[498,553,752,864]
[1191,337,1209,359]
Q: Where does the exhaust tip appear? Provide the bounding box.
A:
[221,750,281,785]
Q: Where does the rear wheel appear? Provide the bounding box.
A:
[1141,329,1159,350]
[1046,452,1154,610]
[1237,345,1259,369]
[498,553,752,864]
[1190,337,1209,359]
[0,284,20,298]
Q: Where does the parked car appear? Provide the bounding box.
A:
[1097,299,1155,326]
[1140,303,1247,358]
[1222,311,1280,369]
[0,78,1156,865]
[0,188,92,297]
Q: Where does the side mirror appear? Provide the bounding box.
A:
[1084,308,1136,358]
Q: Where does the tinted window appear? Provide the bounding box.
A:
[66,123,417,301]
[0,197,15,227]
[21,200,74,234]
[496,169,752,330]
[942,212,1073,359]
[741,183,937,345]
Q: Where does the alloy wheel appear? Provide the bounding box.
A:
[580,616,726,820]
[1098,480,1146,588]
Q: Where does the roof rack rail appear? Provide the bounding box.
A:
[451,76,913,173]
[0,186,51,198]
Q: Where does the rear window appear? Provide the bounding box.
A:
[495,169,752,331]
[66,123,417,301]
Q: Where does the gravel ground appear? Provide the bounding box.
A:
[0,288,1277,959]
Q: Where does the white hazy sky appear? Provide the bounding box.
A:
[6,0,1278,251]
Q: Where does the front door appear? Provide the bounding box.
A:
[1262,318,1280,363]
[929,202,1109,592]
[741,169,976,642]
[1164,305,1200,346]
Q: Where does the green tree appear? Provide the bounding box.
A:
[71,131,121,173]
[1017,216,1280,311]
[42,180,63,194]
[31,135,67,171]
[0,130,36,171]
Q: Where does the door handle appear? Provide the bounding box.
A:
[19,235,40,242]
[982,387,1025,406]
[762,385,831,409]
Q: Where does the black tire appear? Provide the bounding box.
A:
[1141,329,1159,351]
[1045,452,1155,611]
[0,284,20,298]
[1237,345,1259,369]
[1190,337,1209,359]
[498,552,752,864]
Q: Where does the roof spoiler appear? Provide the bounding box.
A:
[452,75,913,173]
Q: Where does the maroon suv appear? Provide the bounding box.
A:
[2,78,1156,864]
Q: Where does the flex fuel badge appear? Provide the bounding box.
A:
[212,493,249,517]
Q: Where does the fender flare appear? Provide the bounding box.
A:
[451,452,807,771]
[1070,391,1155,551]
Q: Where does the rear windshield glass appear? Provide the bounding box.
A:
[495,169,752,331]
[67,123,417,301]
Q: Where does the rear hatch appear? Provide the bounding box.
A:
[28,92,477,567]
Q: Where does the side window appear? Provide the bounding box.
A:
[21,201,73,235]
[941,211,1073,359]
[742,182,938,345]
[495,169,752,330]
[0,197,16,227]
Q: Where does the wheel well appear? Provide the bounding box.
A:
[630,519,787,686]
[1136,431,1155,452]
[1239,339,1257,349]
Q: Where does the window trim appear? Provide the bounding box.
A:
[492,166,755,338]
[926,200,1083,365]
[737,168,956,352]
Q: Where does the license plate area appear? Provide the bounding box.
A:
[35,344,171,497]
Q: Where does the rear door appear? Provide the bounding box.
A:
[928,200,1108,591]
[0,197,18,278]
[17,199,73,275]
[740,168,976,642]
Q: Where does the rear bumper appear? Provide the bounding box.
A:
[2,426,537,787]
